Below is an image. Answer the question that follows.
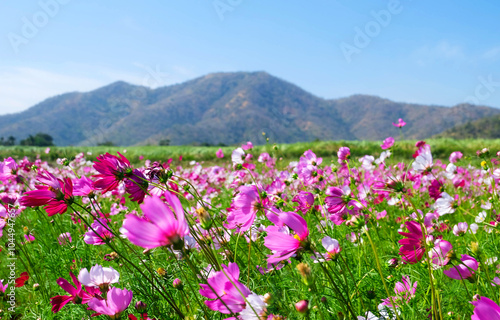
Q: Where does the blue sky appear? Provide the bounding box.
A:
[1,0,499,115]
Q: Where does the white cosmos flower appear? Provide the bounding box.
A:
[412,145,433,173]
[475,211,487,223]
[231,147,245,165]
[434,192,455,216]
[78,265,120,288]
[239,293,268,320]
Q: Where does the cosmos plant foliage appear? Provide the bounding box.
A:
[1,130,500,319]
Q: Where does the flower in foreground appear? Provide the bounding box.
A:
[121,193,189,249]
[78,265,119,290]
[226,185,264,233]
[20,171,73,216]
[93,152,132,193]
[88,287,133,318]
[50,272,97,313]
[443,255,478,280]
[398,221,425,264]
[199,262,250,314]
[264,211,309,264]
[470,296,500,320]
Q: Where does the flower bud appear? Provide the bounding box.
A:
[173,278,183,290]
[295,300,309,314]
[135,301,147,313]
[33,283,40,291]
[263,293,272,304]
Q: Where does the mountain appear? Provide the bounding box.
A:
[1,72,499,146]
[435,114,500,139]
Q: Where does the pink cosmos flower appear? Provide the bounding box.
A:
[120,193,189,249]
[0,157,18,181]
[93,152,132,193]
[124,169,148,203]
[449,151,463,163]
[382,275,417,307]
[216,148,224,158]
[73,176,95,196]
[398,221,425,264]
[292,191,314,214]
[264,211,309,264]
[58,232,72,245]
[337,147,350,164]
[226,185,265,233]
[392,118,406,128]
[50,272,98,313]
[430,240,453,267]
[84,218,114,245]
[88,287,133,318]
[241,141,253,150]
[443,254,478,280]
[199,262,251,314]
[381,137,395,150]
[452,222,468,236]
[0,279,8,293]
[470,296,500,320]
[20,171,73,216]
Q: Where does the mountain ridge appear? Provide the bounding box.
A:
[1,71,499,146]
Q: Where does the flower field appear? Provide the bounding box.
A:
[1,139,500,319]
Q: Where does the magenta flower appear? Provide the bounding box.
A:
[443,255,478,280]
[199,262,251,314]
[337,147,350,164]
[0,279,8,294]
[264,211,309,264]
[470,296,500,320]
[241,141,253,150]
[20,171,73,216]
[120,193,189,249]
[84,218,114,245]
[449,151,463,163]
[398,221,425,264]
[124,169,148,203]
[292,191,314,214]
[392,118,406,128]
[50,272,97,313]
[73,176,95,196]
[0,157,18,181]
[430,240,453,267]
[216,148,224,158]
[226,185,264,233]
[382,275,417,307]
[88,287,132,318]
[93,152,132,193]
[381,137,395,150]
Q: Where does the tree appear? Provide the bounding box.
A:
[159,139,171,146]
[20,133,54,146]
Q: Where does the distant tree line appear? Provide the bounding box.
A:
[0,133,55,146]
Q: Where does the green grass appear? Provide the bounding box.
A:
[1,139,498,165]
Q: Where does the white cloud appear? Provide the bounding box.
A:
[413,41,465,66]
[482,47,500,60]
